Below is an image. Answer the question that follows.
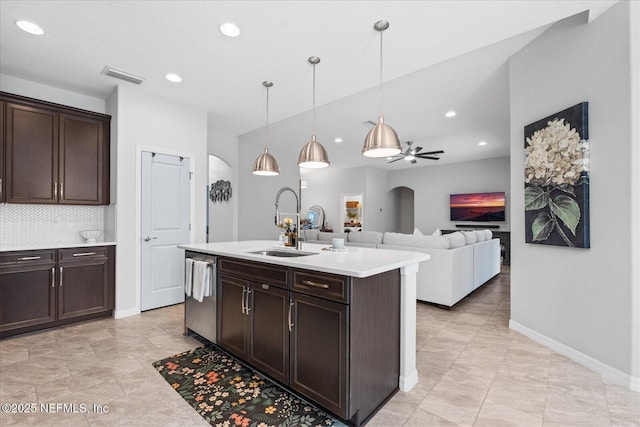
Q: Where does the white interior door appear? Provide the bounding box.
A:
[141,151,190,311]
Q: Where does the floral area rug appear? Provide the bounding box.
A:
[153,346,341,427]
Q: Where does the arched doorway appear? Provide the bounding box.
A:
[389,186,414,233]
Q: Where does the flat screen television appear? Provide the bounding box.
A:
[450,192,506,222]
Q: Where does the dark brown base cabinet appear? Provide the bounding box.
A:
[216,256,400,426]
[0,246,115,338]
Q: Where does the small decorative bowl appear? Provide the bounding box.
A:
[80,230,103,243]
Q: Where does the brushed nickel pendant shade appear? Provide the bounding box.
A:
[298,56,330,169]
[252,81,280,176]
[362,20,401,158]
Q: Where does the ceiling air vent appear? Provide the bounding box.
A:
[101,66,145,85]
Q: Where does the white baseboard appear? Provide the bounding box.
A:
[509,320,640,392]
[113,307,141,319]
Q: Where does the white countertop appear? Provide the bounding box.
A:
[0,241,117,252]
[179,240,430,278]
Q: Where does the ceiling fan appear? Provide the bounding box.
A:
[387,141,444,164]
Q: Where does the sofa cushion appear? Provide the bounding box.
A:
[484,229,493,240]
[447,231,466,249]
[318,231,348,242]
[462,231,477,244]
[301,229,319,241]
[383,232,450,249]
[475,230,487,242]
[347,231,383,245]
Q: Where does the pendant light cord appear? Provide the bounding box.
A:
[379,29,384,117]
[265,85,270,150]
[312,62,317,135]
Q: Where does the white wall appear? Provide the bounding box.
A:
[109,85,207,318]
[387,157,510,234]
[237,134,302,240]
[0,74,106,113]
[509,2,639,387]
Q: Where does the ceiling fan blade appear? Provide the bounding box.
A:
[419,150,445,155]
[387,157,404,163]
[417,156,441,160]
[414,146,423,153]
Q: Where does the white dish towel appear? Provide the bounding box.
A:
[192,260,210,303]
[184,258,195,296]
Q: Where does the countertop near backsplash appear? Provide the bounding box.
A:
[0,204,115,252]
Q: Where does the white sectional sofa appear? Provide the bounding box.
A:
[301,228,501,307]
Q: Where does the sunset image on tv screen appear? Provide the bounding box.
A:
[450,192,506,222]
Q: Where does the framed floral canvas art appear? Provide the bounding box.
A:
[524,102,590,248]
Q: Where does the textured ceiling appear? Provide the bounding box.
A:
[0,1,617,170]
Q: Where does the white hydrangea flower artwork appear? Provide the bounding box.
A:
[524,103,590,248]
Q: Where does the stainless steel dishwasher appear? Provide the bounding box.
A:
[184,251,217,343]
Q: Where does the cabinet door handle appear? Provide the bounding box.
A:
[60,182,64,199]
[54,181,58,199]
[59,266,63,287]
[301,280,329,289]
[73,252,96,257]
[288,299,294,332]
[17,256,41,261]
[51,267,55,288]
[241,286,246,314]
[245,288,252,315]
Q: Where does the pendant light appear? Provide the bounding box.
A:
[252,81,280,176]
[298,56,330,168]
[362,20,401,158]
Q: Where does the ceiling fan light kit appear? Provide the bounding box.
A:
[362,20,402,158]
[252,81,280,176]
[298,56,330,169]
[387,141,445,164]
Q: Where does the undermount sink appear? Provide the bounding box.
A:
[249,249,317,258]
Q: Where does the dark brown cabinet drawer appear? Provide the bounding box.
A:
[0,250,56,266]
[58,246,109,261]
[292,269,349,303]
[218,257,289,289]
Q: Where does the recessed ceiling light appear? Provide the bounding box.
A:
[16,20,44,35]
[478,141,488,146]
[445,111,456,118]
[165,73,182,83]
[334,137,343,143]
[220,22,240,37]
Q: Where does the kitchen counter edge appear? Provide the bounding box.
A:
[0,242,117,252]
[179,240,429,278]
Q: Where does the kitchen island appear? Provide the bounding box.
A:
[179,240,429,426]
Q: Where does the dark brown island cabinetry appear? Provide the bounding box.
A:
[216,256,400,426]
[0,246,115,338]
[1,92,110,205]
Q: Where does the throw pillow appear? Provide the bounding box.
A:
[474,230,487,242]
[447,232,466,248]
[413,227,423,235]
[431,228,442,236]
[484,229,493,240]
[463,231,478,244]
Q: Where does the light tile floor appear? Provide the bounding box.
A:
[1,267,638,426]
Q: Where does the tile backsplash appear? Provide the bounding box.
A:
[0,204,109,247]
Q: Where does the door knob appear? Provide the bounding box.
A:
[143,236,158,241]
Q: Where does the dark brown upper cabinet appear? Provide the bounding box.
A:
[0,101,4,202]
[1,92,110,205]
